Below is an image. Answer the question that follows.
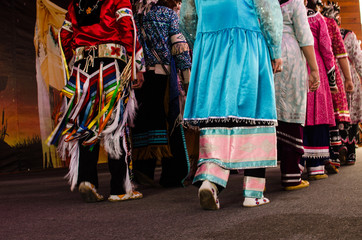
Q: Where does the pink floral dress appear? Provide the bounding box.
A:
[306,11,335,126]
[324,17,351,123]
[340,29,362,124]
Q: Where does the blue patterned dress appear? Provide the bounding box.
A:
[135,5,191,70]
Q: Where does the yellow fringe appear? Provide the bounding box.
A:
[58,31,70,80]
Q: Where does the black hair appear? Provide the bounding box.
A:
[306,0,317,11]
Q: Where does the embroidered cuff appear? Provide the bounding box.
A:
[135,49,145,72]
[171,33,189,55]
[116,8,133,21]
[327,66,336,87]
[269,45,281,60]
[62,19,73,32]
[336,53,348,59]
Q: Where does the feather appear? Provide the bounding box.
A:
[126,90,138,127]
[122,134,133,194]
[64,141,79,191]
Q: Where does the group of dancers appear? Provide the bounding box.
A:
[48,0,362,210]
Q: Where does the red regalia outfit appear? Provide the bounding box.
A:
[47,0,145,202]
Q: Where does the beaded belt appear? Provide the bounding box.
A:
[75,43,128,64]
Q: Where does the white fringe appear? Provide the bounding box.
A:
[103,99,121,134]
[102,89,137,159]
[64,141,79,191]
[124,169,133,195]
[102,132,122,160]
[102,98,122,159]
[126,90,138,127]
[56,134,69,161]
[122,135,133,194]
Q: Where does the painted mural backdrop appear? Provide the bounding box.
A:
[0,1,44,172]
[0,0,99,173]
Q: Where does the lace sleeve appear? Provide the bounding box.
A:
[179,0,198,49]
[292,0,313,47]
[252,0,283,59]
[346,32,362,77]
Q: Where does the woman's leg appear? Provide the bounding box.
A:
[77,142,104,202]
[243,168,265,199]
[277,121,306,189]
[77,143,100,188]
[242,168,270,207]
[345,123,358,164]
[327,121,342,173]
[193,162,230,210]
[303,125,330,180]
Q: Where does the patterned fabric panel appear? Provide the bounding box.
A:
[303,146,330,159]
[62,62,118,102]
[193,162,230,188]
[302,125,330,159]
[276,121,304,154]
[132,130,168,148]
[306,165,325,175]
[282,173,302,184]
[243,176,265,198]
[135,5,191,70]
[197,126,277,169]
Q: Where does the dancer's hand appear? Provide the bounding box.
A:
[345,78,354,93]
[330,85,339,94]
[272,58,283,73]
[132,72,144,89]
[308,70,320,92]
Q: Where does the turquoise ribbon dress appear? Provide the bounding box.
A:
[180,0,282,125]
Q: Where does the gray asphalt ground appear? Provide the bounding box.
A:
[1,148,362,240]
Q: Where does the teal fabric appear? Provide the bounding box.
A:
[253,0,283,60]
[243,189,263,198]
[179,0,197,49]
[193,173,228,188]
[197,159,277,169]
[200,126,276,136]
[180,0,282,124]
[132,130,168,148]
[180,0,282,58]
